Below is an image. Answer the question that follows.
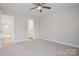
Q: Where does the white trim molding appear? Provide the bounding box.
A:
[39,37,79,48]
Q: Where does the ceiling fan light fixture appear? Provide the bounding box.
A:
[37,6,42,10]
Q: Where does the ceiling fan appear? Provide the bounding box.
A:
[30,3,52,13]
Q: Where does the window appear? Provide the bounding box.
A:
[1,14,14,40]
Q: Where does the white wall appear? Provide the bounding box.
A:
[39,6,79,48]
[14,14,28,42]
[0,11,2,47]
[34,18,40,39]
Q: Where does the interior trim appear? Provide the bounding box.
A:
[39,37,79,48]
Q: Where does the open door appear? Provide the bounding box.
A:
[27,19,34,41]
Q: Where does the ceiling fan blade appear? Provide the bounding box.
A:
[41,3,45,5]
[30,7,37,10]
[42,6,51,9]
[33,3,41,6]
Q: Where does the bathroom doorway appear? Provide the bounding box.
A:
[27,19,34,41]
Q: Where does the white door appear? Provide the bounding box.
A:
[27,19,34,40]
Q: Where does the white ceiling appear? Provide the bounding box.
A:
[0,3,79,18]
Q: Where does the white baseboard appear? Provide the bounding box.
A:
[39,37,79,48]
[14,38,37,43]
[14,40,25,43]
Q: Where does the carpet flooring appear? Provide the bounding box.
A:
[0,39,79,56]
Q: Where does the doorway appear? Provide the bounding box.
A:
[27,19,34,41]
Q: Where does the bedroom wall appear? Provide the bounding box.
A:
[34,18,40,39]
[13,13,28,42]
[0,11,2,47]
[39,6,79,48]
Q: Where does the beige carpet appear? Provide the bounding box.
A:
[0,39,79,56]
